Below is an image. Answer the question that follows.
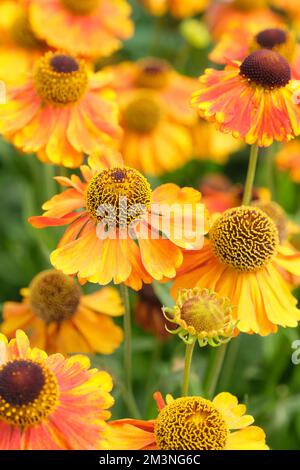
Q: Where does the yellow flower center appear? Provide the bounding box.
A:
[240,50,291,89]
[155,397,228,450]
[252,29,296,62]
[253,201,288,243]
[135,58,171,89]
[0,359,58,427]
[232,0,267,10]
[210,206,279,272]
[123,94,162,133]
[29,270,81,324]
[33,52,88,105]
[60,0,99,15]
[10,11,44,50]
[85,167,152,226]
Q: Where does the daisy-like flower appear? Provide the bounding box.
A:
[141,0,209,18]
[107,391,268,450]
[276,139,300,182]
[0,330,114,449]
[192,49,300,147]
[210,26,300,80]
[1,270,124,356]
[0,51,121,168]
[163,287,236,347]
[28,149,207,291]
[29,0,134,58]
[172,206,300,335]
[105,58,197,176]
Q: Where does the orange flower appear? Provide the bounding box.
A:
[2,270,124,356]
[0,330,114,449]
[172,206,300,335]
[192,50,300,147]
[141,0,209,18]
[28,149,208,290]
[105,58,197,176]
[107,392,268,450]
[29,0,134,58]
[0,51,121,167]
[276,139,300,182]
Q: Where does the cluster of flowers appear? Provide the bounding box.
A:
[1,0,300,451]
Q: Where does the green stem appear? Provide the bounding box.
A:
[182,339,196,396]
[242,144,259,205]
[204,344,227,398]
[120,284,140,418]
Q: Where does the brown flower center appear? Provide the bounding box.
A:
[60,0,99,15]
[123,94,162,133]
[136,58,171,89]
[255,29,287,49]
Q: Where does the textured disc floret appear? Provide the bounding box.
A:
[240,50,291,88]
[255,29,287,49]
[210,206,279,272]
[29,270,81,323]
[154,397,228,450]
[0,359,58,426]
[123,94,162,133]
[60,0,100,15]
[33,52,88,104]
[85,167,152,226]
[136,58,171,89]
[253,201,288,243]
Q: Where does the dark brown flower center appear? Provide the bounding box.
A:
[255,29,287,49]
[240,49,291,89]
[50,54,79,73]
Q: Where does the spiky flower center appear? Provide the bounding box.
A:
[123,94,162,133]
[136,58,171,89]
[10,11,44,50]
[60,0,99,15]
[0,360,58,426]
[29,270,81,323]
[85,167,152,226]
[210,206,279,272]
[33,52,88,105]
[181,292,230,333]
[155,397,228,450]
[256,29,287,49]
[253,201,288,243]
[240,49,291,89]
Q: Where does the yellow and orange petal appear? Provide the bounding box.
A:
[29,0,134,58]
[0,51,121,168]
[107,392,268,450]
[1,270,124,356]
[192,50,300,147]
[276,139,300,183]
[0,330,114,449]
[28,149,207,290]
[141,0,209,18]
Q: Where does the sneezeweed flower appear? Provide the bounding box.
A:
[105,58,197,176]
[29,149,207,290]
[135,285,171,341]
[107,392,268,450]
[163,288,236,347]
[1,270,124,356]
[0,51,121,167]
[172,206,300,335]
[192,49,300,147]
[141,0,209,18]
[29,0,134,58]
[276,139,300,182]
[0,330,114,449]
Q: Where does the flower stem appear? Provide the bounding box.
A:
[242,143,259,205]
[204,344,227,399]
[120,284,140,418]
[182,339,196,396]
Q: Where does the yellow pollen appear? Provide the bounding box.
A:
[60,0,100,15]
[136,58,171,89]
[85,167,152,226]
[154,397,228,450]
[210,206,279,272]
[29,270,81,324]
[253,201,288,243]
[33,52,88,105]
[10,11,44,50]
[0,359,58,427]
[123,94,162,133]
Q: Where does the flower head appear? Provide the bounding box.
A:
[2,270,124,356]
[0,51,121,167]
[163,288,236,347]
[192,50,300,147]
[0,330,114,449]
[107,392,268,450]
[29,0,134,58]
